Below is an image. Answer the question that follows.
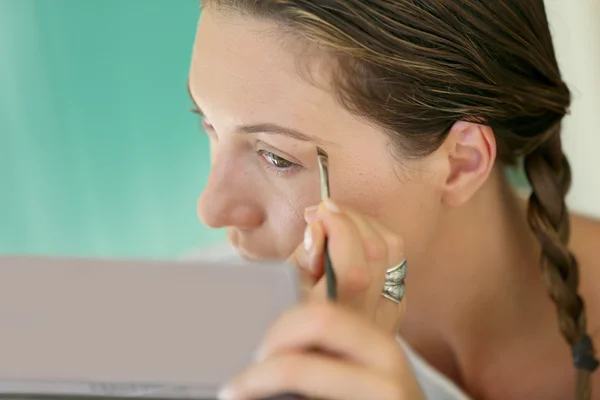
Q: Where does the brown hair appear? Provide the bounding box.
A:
[202,0,598,397]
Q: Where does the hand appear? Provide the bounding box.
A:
[291,199,407,334]
[218,302,423,400]
[217,200,423,400]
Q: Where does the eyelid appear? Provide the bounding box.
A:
[260,150,295,166]
[256,141,303,166]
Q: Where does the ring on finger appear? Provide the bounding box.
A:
[382,259,407,304]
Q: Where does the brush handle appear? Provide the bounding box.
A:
[323,238,337,301]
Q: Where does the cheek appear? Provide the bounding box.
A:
[332,164,442,257]
[266,202,305,258]
[377,176,442,259]
[265,183,320,257]
[270,169,322,224]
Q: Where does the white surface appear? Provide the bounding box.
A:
[545,0,600,218]
[399,337,472,400]
[0,255,300,398]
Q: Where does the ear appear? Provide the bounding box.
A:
[440,121,497,207]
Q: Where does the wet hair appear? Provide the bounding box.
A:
[202,0,598,397]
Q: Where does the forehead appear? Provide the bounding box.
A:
[189,9,344,129]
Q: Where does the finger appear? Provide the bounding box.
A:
[312,200,372,303]
[256,302,405,374]
[364,218,407,331]
[338,207,390,315]
[288,220,326,286]
[339,207,388,265]
[367,217,405,269]
[220,352,403,400]
[324,205,407,326]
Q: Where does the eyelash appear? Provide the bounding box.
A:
[190,108,300,177]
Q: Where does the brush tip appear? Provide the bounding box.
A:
[316,146,328,158]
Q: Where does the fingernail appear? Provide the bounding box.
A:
[304,205,319,223]
[304,224,314,253]
[324,199,341,213]
[217,385,236,400]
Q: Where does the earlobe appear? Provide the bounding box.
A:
[441,121,496,207]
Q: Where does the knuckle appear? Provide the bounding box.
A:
[385,233,405,259]
[339,213,360,233]
[364,235,388,263]
[337,203,355,215]
[341,265,371,293]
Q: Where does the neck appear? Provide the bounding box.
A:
[406,168,554,342]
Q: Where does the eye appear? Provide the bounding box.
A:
[259,151,295,169]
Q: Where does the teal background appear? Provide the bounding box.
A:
[0,0,528,260]
[0,0,225,259]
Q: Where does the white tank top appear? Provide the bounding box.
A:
[398,336,471,399]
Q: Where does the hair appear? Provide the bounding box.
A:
[202,0,598,397]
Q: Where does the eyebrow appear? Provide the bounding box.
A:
[187,80,324,144]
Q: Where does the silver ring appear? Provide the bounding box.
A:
[382,259,407,304]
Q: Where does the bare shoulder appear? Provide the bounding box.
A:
[570,212,600,283]
[570,213,600,333]
[569,214,600,397]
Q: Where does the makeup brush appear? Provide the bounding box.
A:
[316,147,337,301]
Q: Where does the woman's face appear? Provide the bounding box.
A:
[189,9,447,261]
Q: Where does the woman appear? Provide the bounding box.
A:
[188,1,600,399]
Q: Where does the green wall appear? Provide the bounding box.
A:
[0,0,224,259]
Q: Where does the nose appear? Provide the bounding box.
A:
[197,154,265,230]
